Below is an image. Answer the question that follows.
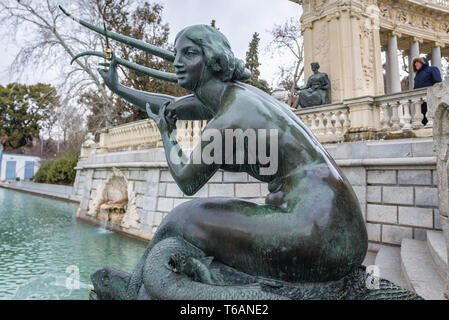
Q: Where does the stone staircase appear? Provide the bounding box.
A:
[364,231,448,300]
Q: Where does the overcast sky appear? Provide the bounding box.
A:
[0,0,302,87]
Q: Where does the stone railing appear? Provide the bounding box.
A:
[294,103,351,143]
[375,88,429,133]
[81,119,207,157]
[80,88,432,156]
[293,88,430,143]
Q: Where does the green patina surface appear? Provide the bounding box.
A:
[61,7,421,300]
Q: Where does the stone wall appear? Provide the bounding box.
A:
[74,138,441,249]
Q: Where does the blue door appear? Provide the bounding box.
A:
[24,161,34,180]
[5,161,16,180]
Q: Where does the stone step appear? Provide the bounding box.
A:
[426,230,448,277]
[401,239,446,300]
[374,246,408,289]
[362,250,377,267]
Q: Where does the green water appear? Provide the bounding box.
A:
[0,187,147,300]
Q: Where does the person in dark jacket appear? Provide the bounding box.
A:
[412,57,442,125]
[412,57,442,89]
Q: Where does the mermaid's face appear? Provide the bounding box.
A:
[173,35,209,91]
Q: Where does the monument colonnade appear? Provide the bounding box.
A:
[291,0,449,99]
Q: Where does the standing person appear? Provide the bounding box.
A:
[412,57,442,125]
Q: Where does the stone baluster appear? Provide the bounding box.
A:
[400,99,412,130]
[316,113,326,136]
[390,101,401,131]
[192,121,201,147]
[411,97,424,129]
[324,112,333,135]
[309,114,318,135]
[379,103,391,131]
[332,112,342,135]
[341,110,351,134]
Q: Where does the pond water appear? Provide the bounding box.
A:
[0,187,147,300]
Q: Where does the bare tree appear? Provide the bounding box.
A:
[268,17,304,107]
[0,0,114,128]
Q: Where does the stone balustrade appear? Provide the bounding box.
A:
[294,103,351,143]
[84,119,207,158]
[293,88,430,143]
[375,88,430,133]
[81,88,433,157]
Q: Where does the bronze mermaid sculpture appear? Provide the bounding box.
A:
[61,7,421,300]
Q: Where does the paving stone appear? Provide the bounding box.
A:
[261,183,269,197]
[367,170,396,185]
[166,183,184,197]
[398,206,433,228]
[366,223,381,242]
[160,170,175,182]
[382,186,414,205]
[401,239,445,300]
[367,186,381,203]
[209,171,223,182]
[157,198,174,212]
[158,183,167,197]
[434,209,442,230]
[411,140,435,157]
[174,198,190,207]
[365,140,411,158]
[209,184,234,197]
[362,251,377,267]
[129,170,146,181]
[367,204,397,224]
[136,196,157,211]
[145,182,159,197]
[235,183,261,198]
[413,228,428,241]
[382,225,413,245]
[341,167,366,185]
[432,170,438,186]
[146,169,160,183]
[374,246,407,288]
[134,181,146,194]
[415,187,439,207]
[426,231,448,275]
[352,185,366,203]
[223,172,248,182]
[398,170,432,185]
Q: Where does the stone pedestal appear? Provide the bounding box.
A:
[298,0,384,103]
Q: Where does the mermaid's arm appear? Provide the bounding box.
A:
[146,103,220,195]
[97,55,213,120]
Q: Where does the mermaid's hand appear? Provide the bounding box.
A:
[97,53,119,90]
[146,102,174,134]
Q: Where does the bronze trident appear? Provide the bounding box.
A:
[59,6,177,83]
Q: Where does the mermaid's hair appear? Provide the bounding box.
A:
[175,25,251,82]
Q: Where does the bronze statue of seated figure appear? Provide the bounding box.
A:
[61,7,421,300]
[296,62,331,108]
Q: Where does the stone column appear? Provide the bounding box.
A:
[409,40,420,90]
[385,50,391,94]
[302,22,314,83]
[431,44,443,72]
[387,33,401,93]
